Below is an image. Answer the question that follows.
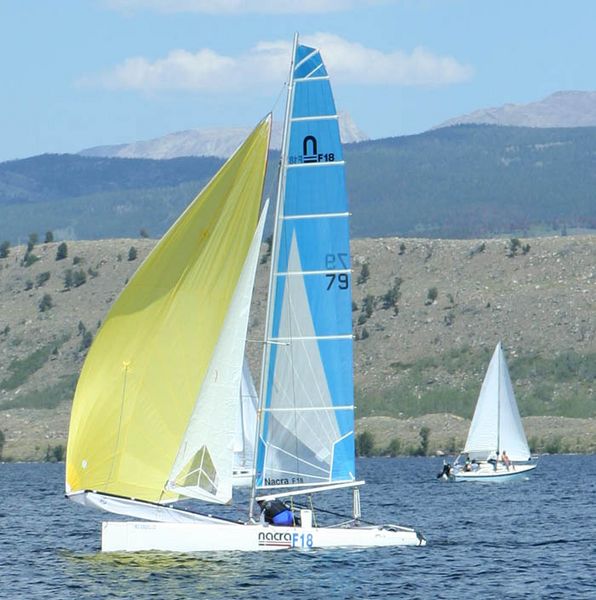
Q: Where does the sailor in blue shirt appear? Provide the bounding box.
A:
[258,499,300,526]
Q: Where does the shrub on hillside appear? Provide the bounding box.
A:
[63,269,73,289]
[0,241,10,258]
[35,272,50,288]
[469,241,486,257]
[56,242,68,261]
[80,331,93,351]
[356,431,375,457]
[39,294,53,312]
[27,233,38,251]
[381,277,402,310]
[418,426,431,456]
[357,262,370,285]
[23,252,39,267]
[362,294,375,318]
[72,269,87,287]
[44,444,65,462]
[385,438,402,457]
[425,287,438,305]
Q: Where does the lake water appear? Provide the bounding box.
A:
[1,456,595,599]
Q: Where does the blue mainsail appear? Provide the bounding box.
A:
[256,42,355,489]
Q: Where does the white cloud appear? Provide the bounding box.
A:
[105,0,385,14]
[79,34,473,92]
[305,33,473,86]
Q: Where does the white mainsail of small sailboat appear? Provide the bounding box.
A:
[451,342,537,481]
[65,34,425,551]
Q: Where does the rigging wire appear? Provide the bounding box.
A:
[260,81,288,207]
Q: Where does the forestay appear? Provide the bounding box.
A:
[256,43,355,490]
[464,342,531,462]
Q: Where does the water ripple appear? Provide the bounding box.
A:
[1,456,595,599]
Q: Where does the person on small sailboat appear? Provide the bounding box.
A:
[437,461,452,480]
[487,450,498,471]
[501,450,515,471]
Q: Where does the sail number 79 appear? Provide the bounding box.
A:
[325,253,350,291]
[326,273,349,290]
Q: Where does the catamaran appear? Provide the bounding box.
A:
[449,342,538,482]
[65,34,425,551]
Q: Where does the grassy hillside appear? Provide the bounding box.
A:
[0,234,593,460]
[350,236,595,419]
[2,125,596,243]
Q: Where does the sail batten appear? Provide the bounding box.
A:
[287,162,345,169]
[66,116,271,503]
[256,42,355,491]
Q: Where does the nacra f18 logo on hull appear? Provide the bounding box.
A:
[258,531,292,548]
[257,531,314,549]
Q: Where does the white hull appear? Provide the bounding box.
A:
[102,520,425,552]
[452,462,537,482]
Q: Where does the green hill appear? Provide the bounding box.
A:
[1,125,595,243]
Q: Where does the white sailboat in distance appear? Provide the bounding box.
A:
[449,342,538,482]
[65,34,426,551]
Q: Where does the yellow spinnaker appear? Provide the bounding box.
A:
[66,116,271,502]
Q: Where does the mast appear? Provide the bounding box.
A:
[496,342,501,455]
[248,32,299,521]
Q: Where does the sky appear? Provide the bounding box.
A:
[2,0,596,162]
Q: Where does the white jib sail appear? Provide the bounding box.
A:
[233,360,258,472]
[167,200,269,504]
[464,342,530,462]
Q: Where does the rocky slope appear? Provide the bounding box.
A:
[0,234,594,460]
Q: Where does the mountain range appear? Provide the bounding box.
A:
[436,90,596,128]
[2,91,596,243]
[79,112,368,160]
[78,91,596,161]
[1,123,596,243]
